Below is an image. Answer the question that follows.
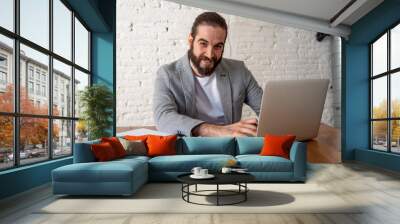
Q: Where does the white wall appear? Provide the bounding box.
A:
[116,0,341,129]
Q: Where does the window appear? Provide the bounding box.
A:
[371,23,400,154]
[0,0,91,170]
[28,67,34,80]
[20,0,49,49]
[41,73,46,82]
[0,54,7,86]
[0,34,13,113]
[35,70,41,81]
[42,85,46,97]
[28,81,34,94]
[75,18,89,70]
[0,55,7,67]
[0,0,14,32]
[35,83,40,95]
[53,0,72,60]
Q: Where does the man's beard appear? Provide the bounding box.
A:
[188,46,222,76]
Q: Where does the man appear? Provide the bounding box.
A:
[153,12,263,137]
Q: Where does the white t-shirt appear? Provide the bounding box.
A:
[194,73,225,124]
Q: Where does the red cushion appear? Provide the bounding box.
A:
[91,142,118,161]
[101,137,127,158]
[259,134,296,159]
[146,135,177,157]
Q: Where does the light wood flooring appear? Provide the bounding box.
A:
[1,162,400,224]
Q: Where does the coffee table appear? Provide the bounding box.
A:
[177,172,255,206]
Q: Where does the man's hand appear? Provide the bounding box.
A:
[192,118,258,137]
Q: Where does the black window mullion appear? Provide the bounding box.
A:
[49,0,54,160]
[71,10,76,154]
[387,30,391,152]
[13,0,20,167]
[370,45,373,149]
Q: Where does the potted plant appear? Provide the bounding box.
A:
[79,84,113,140]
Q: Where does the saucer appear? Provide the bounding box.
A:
[190,174,215,179]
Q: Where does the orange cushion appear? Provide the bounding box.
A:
[259,134,296,159]
[91,142,118,161]
[101,137,127,158]
[146,135,177,157]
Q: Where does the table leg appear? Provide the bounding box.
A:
[245,183,247,201]
[217,184,219,206]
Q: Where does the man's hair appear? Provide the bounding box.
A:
[191,12,228,38]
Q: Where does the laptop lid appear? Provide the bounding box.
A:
[256,79,329,141]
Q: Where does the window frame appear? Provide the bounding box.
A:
[0,0,92,171]
[370,20,400,154]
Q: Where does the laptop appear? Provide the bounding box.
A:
[256,79,329,141]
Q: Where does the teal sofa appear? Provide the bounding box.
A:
[52,137,307,196]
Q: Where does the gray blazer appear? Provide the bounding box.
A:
[153,53,263,136]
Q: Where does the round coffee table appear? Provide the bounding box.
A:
[177,172,255,206]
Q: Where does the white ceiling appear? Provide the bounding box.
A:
[226,0,352,22]
[167,0,384,38]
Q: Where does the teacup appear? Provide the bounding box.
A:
[221,167,232,173]
[199,168,208,176]
[191,167,202,176]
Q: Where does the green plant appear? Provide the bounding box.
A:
[79,84,113,140]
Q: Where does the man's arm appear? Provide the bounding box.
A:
[192,118,258,137]
[153,66,204,136]
[243,65,263,115]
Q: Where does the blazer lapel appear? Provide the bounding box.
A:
[179,54,196,116]
[215,64,233,124]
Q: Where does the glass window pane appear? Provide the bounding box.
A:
[372,77,387,119]
[74,17,89,70]
[391,72,400,118]
[74,69,89,118]
[20,117,49,165]
[372,33,387,76]
[53,59,72,117]
[391,120,400,153]
[53,0,72,60]
[53,119,72,158]
[0,34,14,112]
[391,24,400,70]
[20,44,49,115]
[372,121,388,151]
[0,0,14,31]
[0,116,14,170]
[75,120,88,143]
[20,0,49,49]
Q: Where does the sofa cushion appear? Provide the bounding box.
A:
[91,142,118,161]
[147,135,177,157]
[260,134,296,159]
[178,137,235,155]
[118,138,147,156]
[101,137,127,158]
[53,158,147,183]
[148,154,235,172]
[235,137,264,155]
[236,155,293,172]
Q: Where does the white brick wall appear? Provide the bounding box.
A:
[116,0,341,129]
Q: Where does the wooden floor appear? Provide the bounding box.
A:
[1,162,400,224]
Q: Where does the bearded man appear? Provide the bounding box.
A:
[153,12,263,137]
